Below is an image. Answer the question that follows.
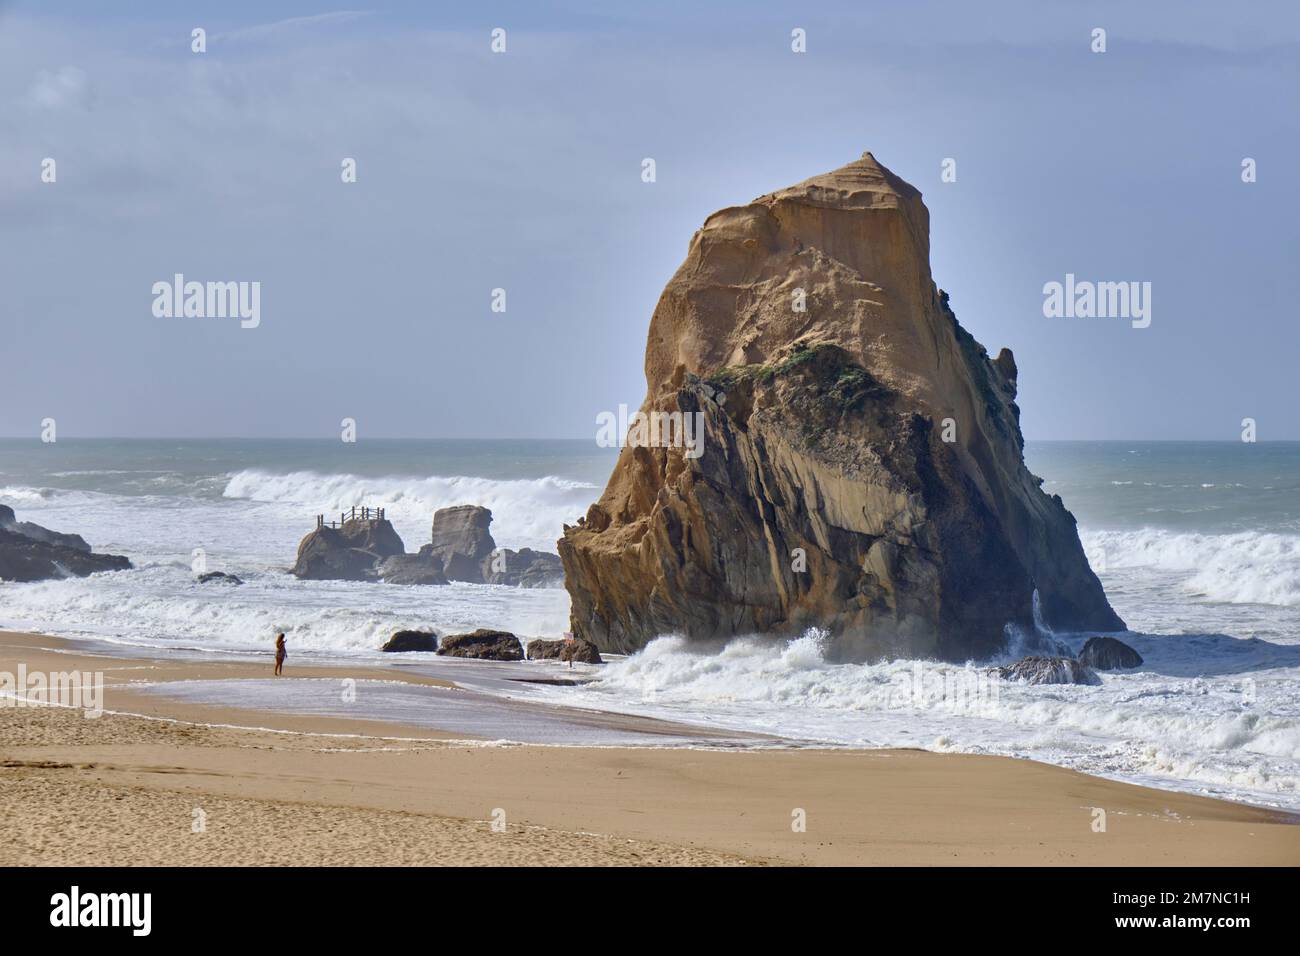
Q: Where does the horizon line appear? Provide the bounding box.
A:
[0,435,1296,444]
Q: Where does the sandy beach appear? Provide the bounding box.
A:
[1,630,1296,867]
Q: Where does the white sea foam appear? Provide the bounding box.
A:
[0,564,570,655]
[1083,528,1300,607]
[542,632,1300,809]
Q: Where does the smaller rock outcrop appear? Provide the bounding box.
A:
[0,507,131,582]
[481,548,564,588]
[1077,636,1143,670]
[197,571,242,585]
[995,656,1100,686]
[561,637,602,664]
[0,504,90,552]
[382,630,439,652]
[429,506,496,581]
[427,505,564,587]
[291,516,407,582]
[526,636,603,664]
[436,629,524,661]
[291,507,563,587]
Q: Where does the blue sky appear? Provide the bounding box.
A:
[2,1,1297,439]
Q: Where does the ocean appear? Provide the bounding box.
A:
[1,438,1298,810]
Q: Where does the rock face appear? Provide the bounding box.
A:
[0,506,131,582]
[436,629,524,661]
[995,656,1100,686]
[526,636,603,664]
[429,506,496,581]
[291,517,406,582]
[558,152,1125,661]
[1077,636,1143,670]
[382,630,439,652]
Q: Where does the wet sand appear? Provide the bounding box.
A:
[2,630,1297,866]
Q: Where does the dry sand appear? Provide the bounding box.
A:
[1,631,1296,866]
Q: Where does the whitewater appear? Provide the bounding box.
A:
[1,438,1298,811]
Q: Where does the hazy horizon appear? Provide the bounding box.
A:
[3,0,1297,442]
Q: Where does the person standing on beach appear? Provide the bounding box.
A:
[274,633,287,676]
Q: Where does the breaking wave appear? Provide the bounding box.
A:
[222,469,598,553]
[1082,528,1300,607]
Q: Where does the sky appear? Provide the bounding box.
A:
[1,1,1297,440]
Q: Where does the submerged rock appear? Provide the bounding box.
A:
[995,656,1100,686]
[559,152,1124,661]
[1077,635,1143,670]
[436,629,524,661]
[197,571,243,585]
[0,507,131,582]
[382,630,439,652]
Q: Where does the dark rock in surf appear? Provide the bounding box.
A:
[994,656,1100,686]
[436,629,524,661]
[0,507,131,583]
[197,571,243,585]
[561,636,602,664]
[382,630,439,652]
[0,504,91,552]
[1077,636,1143,670]
[526,636,603,663]
[526,638,566,660]
[377,553,449,586]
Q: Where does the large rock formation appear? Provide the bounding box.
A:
[0,505,131,582]
[558,152,1124,662]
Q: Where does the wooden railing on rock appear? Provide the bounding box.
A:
[316,506,386,530]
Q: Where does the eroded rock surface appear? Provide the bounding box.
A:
[558,152,1123,661]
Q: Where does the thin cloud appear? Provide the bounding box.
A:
[212,10,372,45]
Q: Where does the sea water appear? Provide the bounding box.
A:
[1,438,1297,809]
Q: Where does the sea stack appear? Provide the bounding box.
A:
[558,152,1125,661]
